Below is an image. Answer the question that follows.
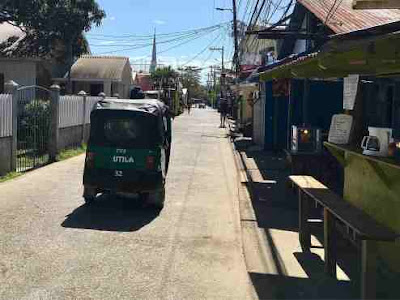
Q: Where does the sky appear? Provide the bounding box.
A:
[86,0,290,82]
[87,0,274,79]
[86,0,246,82]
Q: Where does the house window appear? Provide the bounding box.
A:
[0,74,4,94]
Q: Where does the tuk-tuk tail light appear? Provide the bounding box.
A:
[145,156,156,170]
[85,152,96,168]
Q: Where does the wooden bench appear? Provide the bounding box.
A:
[289,175,398,300]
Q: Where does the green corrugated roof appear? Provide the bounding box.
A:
[260,31,400,81]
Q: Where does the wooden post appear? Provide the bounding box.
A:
[49,84,60,162]
[324,208,337,277]
[303,79,310,125]
[361,240,378,300]
[299,189,311,252]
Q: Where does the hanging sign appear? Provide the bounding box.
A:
[343,74,359,110]
[328,114,354,144]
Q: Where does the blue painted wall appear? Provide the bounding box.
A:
[263,79,343,150]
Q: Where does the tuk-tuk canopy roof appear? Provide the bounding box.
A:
[93,98,168,117]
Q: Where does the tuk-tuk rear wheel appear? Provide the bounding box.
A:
[84,196,95,205]
[83,186,97,205]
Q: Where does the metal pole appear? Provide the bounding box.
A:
[222,46,225,73]
[221,47,226,100]
[213,66,217,108]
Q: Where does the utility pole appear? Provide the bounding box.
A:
[221,47,225,101]
[232,0,239,76]
[222,46,225,73]
[210,47,225,100]
[216,3,239,76]
[210,65,216,108]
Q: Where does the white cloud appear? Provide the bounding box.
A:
[98,41,116,45]
[104,16,116,22]
[153,19,166,25]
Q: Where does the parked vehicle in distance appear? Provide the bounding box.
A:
[144,90,161,100]
[199,103,206,109]
[83,99,172,209]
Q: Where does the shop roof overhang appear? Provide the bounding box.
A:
[260,29,400,81]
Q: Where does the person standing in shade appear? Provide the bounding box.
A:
[187,98,192,114]
[219,98,228,128]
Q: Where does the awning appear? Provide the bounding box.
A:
[260,30,400,81]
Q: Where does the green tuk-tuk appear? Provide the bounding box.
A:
[83,99,172,209]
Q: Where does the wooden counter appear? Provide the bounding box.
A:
[324,142,400,171]
[324,141,400,272]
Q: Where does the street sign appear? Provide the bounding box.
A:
[353,0,400,9]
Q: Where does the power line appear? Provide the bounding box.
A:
[180,29,225,67]
[252,0,269,27]
[327,0,344,24]
[158,26,225,54]
[248,0,261,29]
[87,23,228,39]
[91,27,219,47]
[96,24,228,55]
[324,0,343,26]
[199,31,225,66]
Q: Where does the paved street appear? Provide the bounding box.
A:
[0,108,253,300]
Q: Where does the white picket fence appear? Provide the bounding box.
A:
[1,93,101,135]
[59,95,83,128]
[59,95,101,128]
[0,94,12,138]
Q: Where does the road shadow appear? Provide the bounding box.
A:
[61,194,160,232]
[241,150,299,232]
[249,272,356,299]
[238,148,361,298]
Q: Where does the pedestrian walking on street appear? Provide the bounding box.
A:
[187,100,192,114]
[219,98,228,128]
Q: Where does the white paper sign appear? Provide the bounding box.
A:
[343,74,359,110]
[328,114,353,144]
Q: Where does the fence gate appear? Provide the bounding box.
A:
[16,86,51,172]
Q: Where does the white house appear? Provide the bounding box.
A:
[58,55,133,98]
[0,23,53,91]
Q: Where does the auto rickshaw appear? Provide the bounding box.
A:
[83,99,172,209]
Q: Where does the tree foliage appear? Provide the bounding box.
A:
[151,66,178,89]
[179,66,207,99]
[20,100,50,154]
[0,0,105,58]
[149,65,207,99]
[151,66,178,81]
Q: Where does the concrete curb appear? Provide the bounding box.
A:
[228,136,261,300]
